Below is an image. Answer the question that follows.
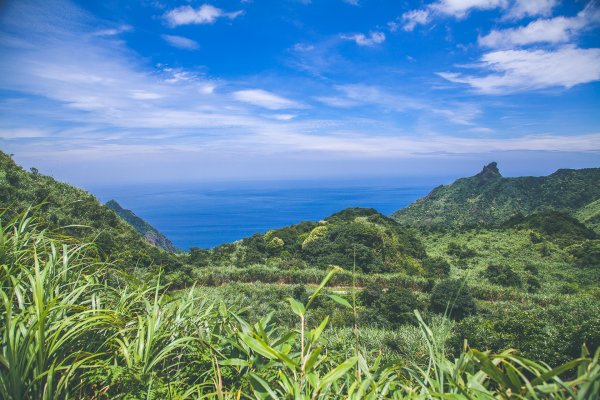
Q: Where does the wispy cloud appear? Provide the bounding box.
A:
[164,4,243,27]
[162,34,199,50]
[315,84,483,126]
[439,46,600,93]
[1,0,598,184]
[401,10,431,32]
[93,25,132,37]
[232,89,303,110]
[340,31,385,46]
[430,0,509,19]
[504,0,559,20]
[398,0,561,31]
[479,4,600,48]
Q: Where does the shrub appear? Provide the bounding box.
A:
[360,284,422,327]
[446,242,477,259]
[423,257,451,278]
[485,264,522,287]
[429,279,476,320]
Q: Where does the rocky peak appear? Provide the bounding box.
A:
[476,162,502,179]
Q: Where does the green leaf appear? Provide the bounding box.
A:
[309,316,329,345]
[249,373,279,400]
[239,333,296,370]
[307,266,342,309]
[219,358,252,368]
[328,294,352,309]
[304,346,323,373]
[286,297,306,317]
[317,356,357,392]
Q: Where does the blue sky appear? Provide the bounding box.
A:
[0,0,599,186]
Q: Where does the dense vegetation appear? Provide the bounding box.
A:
[193,207,427,275]
[0,151,183,276]
[2,152,600,398]
[1,214,599,399]
[106,199,178,252]
[392,162,600,230]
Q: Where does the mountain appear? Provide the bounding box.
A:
[0,150,182,273]
[391,162,600,230]
[106,199,178,253]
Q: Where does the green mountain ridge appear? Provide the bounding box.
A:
[0,150,182,274]
[391,162,600,230]
[106,199,178,253]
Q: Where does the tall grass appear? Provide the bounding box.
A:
[1,210,598,399]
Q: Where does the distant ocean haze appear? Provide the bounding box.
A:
[87,181,437,250]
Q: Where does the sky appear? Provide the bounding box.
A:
[0,0,599,187]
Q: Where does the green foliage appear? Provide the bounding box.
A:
[392,162,600,229]
[506,210,597,247]
[359,284,422,327]
[423,256,451,278]
[455,297,600,366]
[569,239,600,267]
[0,151,184,276]
[446,241,477,259]
[429,279,476,320]
[485,263,522,287]
[1,214,599,399]
[203,207,428,276]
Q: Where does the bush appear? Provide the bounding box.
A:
[446,242,477,259]
[360,284,422,327]
[485,264,522,287]
[429,279,476,320]
[423,257,451,278]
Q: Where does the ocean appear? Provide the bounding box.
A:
[87,181,437,250]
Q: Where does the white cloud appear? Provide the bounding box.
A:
[505,0,558,19]
[162,34,199,50]
[232,89,303,110]
[93,25,132,36]
[340,31,385,46]
[401,10,430,31]
[430,0,508,18]
[343,0,360,5]
[439,46,600,93]
[164,4,243,27]
[398,0,561,30]
[479,4,600,48]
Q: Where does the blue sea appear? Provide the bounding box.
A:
[87,180,438,250]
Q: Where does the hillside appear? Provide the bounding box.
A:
[106,199,178,253]
[0,151,182,274]
[392,162,600,229]
[193,207,429,275]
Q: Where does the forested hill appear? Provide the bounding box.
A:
[106,199,178,253]
[0,150,182,273]
[391,162,600,230]
[195,207,431,275]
